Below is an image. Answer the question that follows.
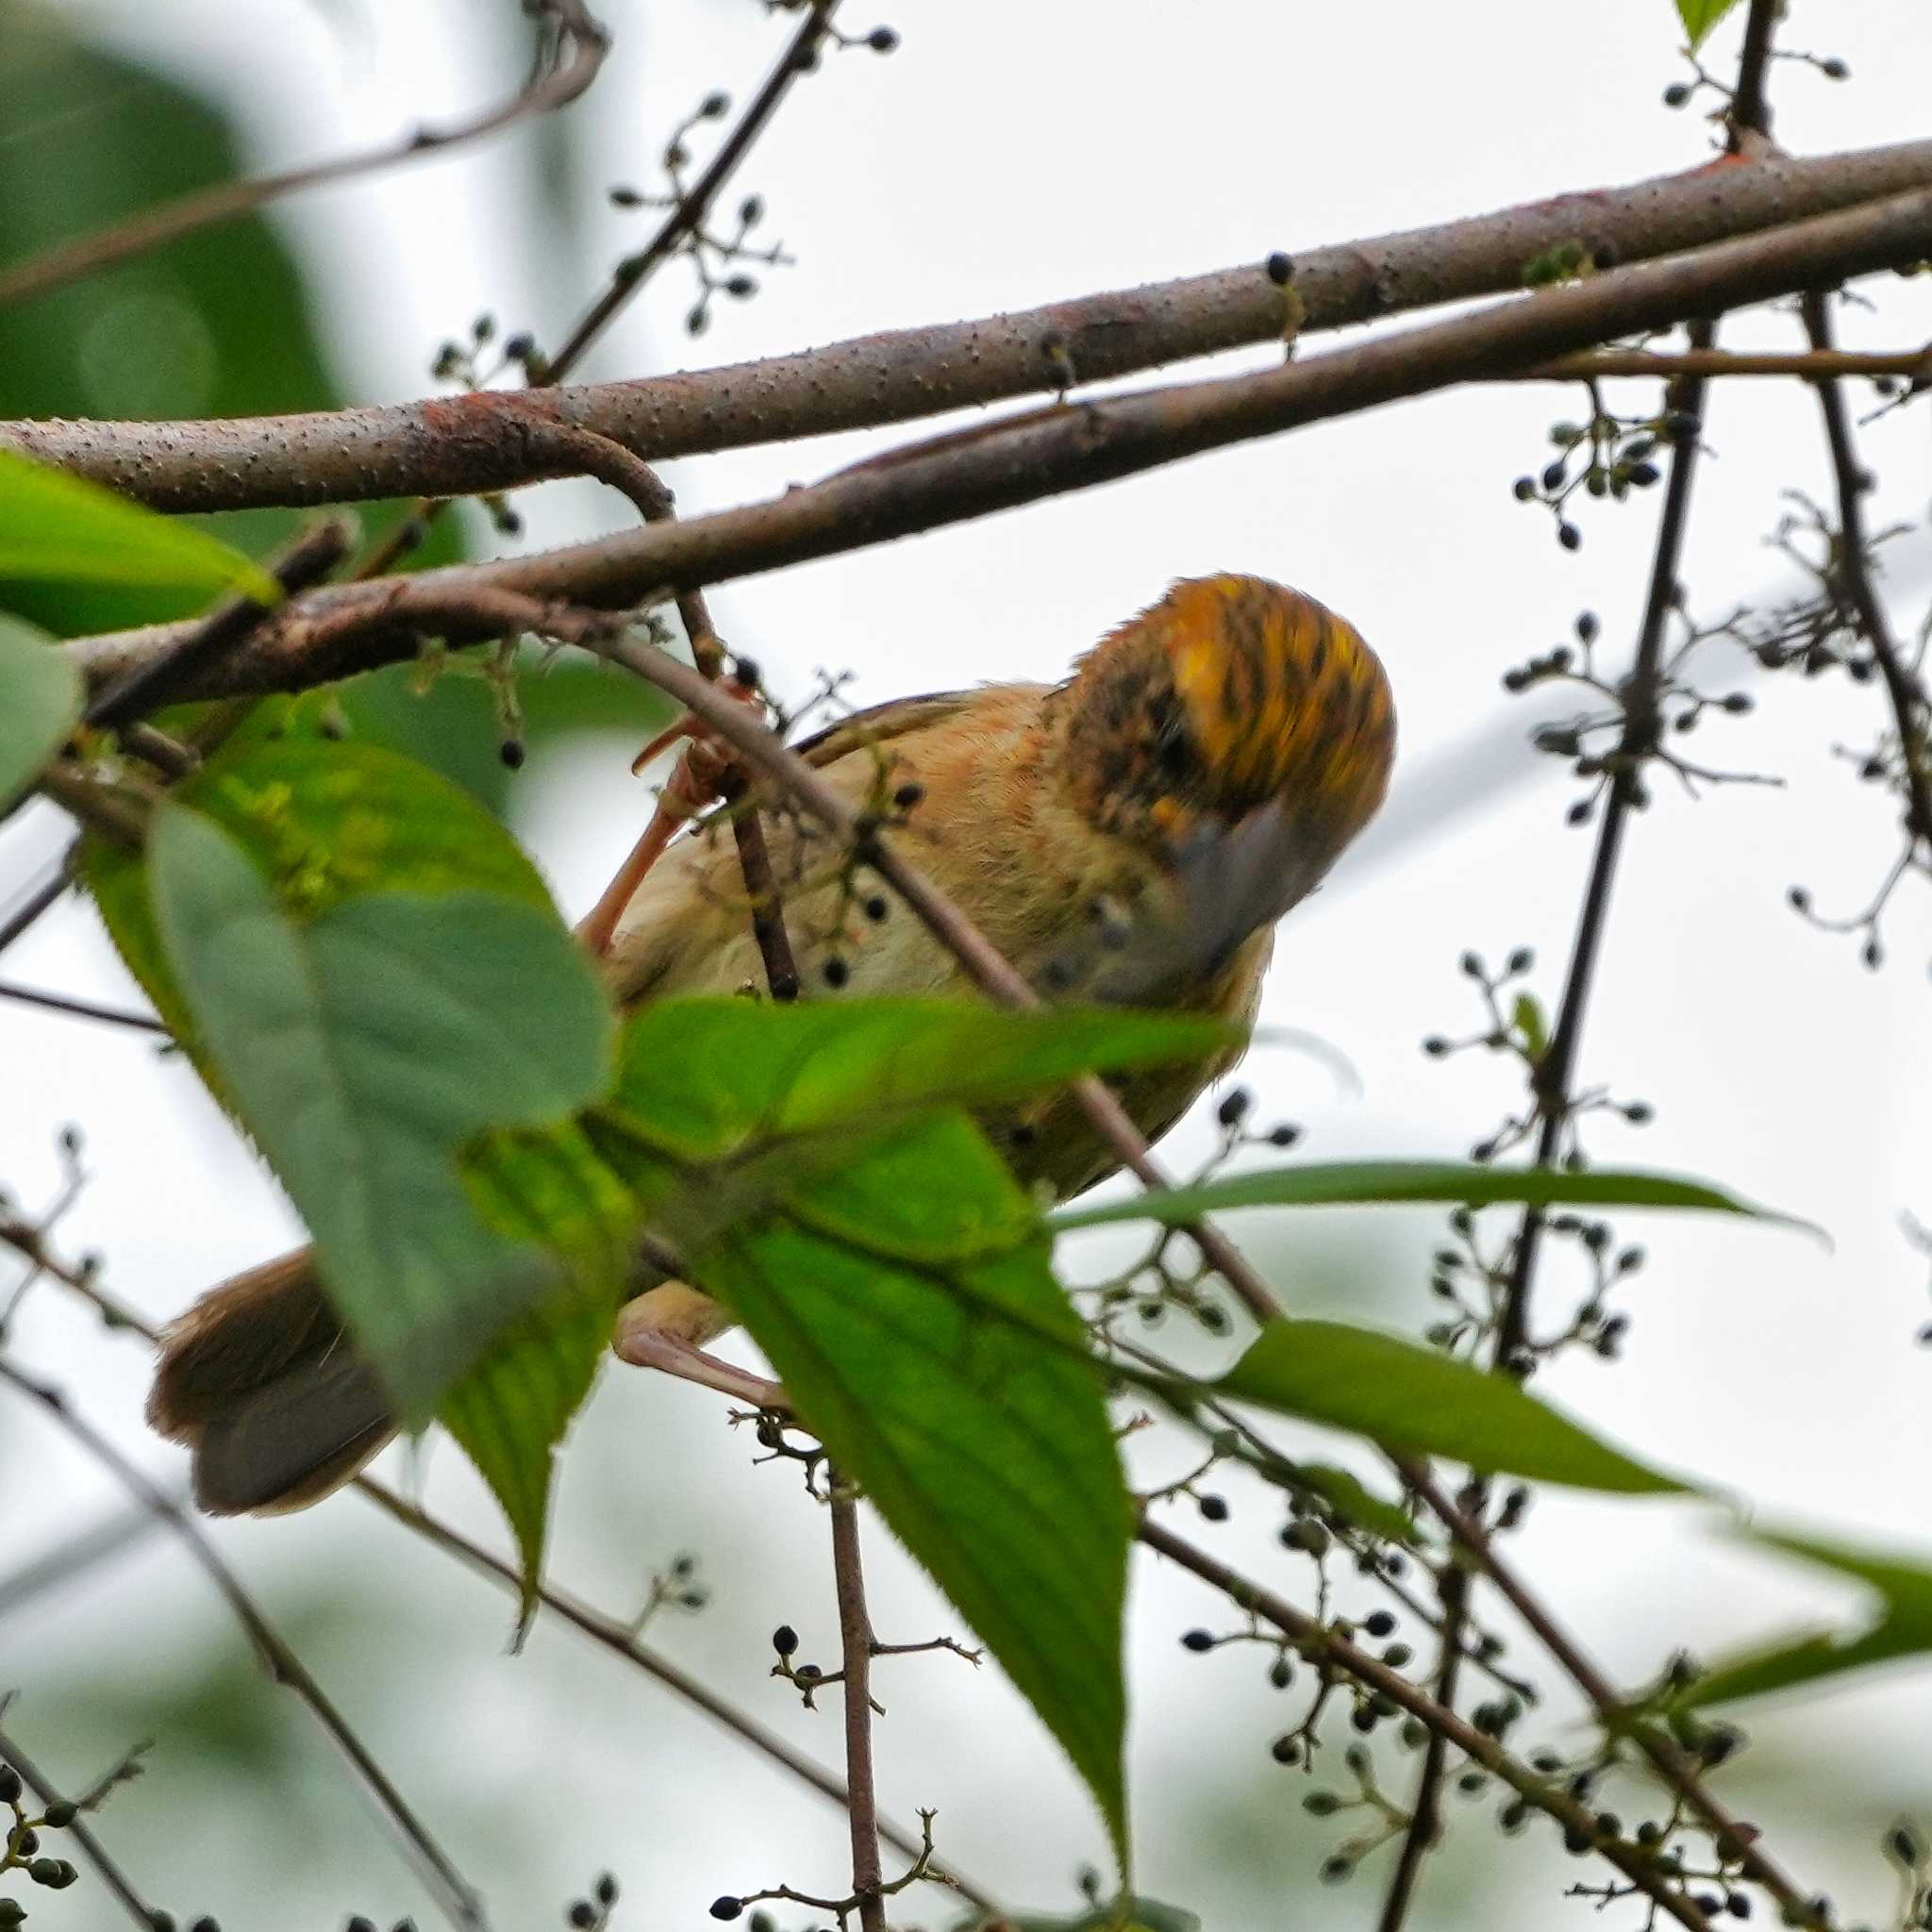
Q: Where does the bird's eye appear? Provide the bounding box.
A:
[1154,714,1193,782]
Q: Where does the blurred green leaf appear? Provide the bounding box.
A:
[1512,991,1549,1062]
[0,610,80,808]
[0,446,277,610]
[1291,1462,1419,1546]
[1676,0,1744,52]
[1685,1530,1932,1707]
[1050,1160,1804,1234]
[1221,1321,1683,1494]
[145,804,614,1424]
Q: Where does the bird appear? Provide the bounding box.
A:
[147,573,1397,1515]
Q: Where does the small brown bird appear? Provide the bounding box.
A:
[149,574,1396,1512]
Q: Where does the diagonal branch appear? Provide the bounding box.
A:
[1799,291,1932,856]
[0,1355,491,1932]
[12,135,1932,511]
[0,1713,158,1929]
[58,177,1932,704]
[0,2,609,314]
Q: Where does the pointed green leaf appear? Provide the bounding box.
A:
[1222,1320,1683,1494]
[0,446,277,608]
[1685,1530,1932,1707]
[1676,0,1744,53]
[144,804,614,1424]
[608,996,1231,1162]
[1050,1159,1806,1235]
[592,1096,1132,1858]
[0,612,81,809]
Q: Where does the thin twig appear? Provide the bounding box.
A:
[0,858,75,968]
[0,1716,158,1927]
[63,176,1932,701]
[0,1357,491,1932]
[0,981,165,1034]
[828,1478,886,1932]
[84,517,353,731]
[0,1222,1000,1918]
[1519,344,1932,382]
[353,1480,998,1915]
[1800,291,1932,852]
[519,421,799,998]
[548,0,842,375]
[1136,1518,1715,1932]
[1403,1467,1822,1928]
[0,2,608,312]
[18,135,1932,510]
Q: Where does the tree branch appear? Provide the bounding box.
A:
[13,138,1932,511]
[60,176,1932,704]
[1799,291,1932,854]
[0,1714,158,1928]
[0,1,609,313]
[1136,1518,1716,1932]
[829,1479,886,1932]
[0,1356,491,1932]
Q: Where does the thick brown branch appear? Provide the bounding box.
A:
[61,179,1932,705]
[12,138,1932,511]
[0,2,608,313]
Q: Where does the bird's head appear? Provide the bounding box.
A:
[1060,575,1396,919]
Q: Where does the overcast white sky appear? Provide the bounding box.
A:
[7,3,1932,1928]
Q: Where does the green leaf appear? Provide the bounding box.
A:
[1049,1159,1804,1234]
[1512,991,1549,1062]
[1291,1462,1420,1547]
[0,446,277,611]
[144,803,614,1424]
[953,1901,1198,1932]
[1221,1321,1683,1494]
[444,1124,643,1606]
[608,997,1232,1163]
[0,611,81,809]
[584,1006,1158,1857]
[1676,0,1744,52]
[689,1128,1132,1859]
[1684,1530,1932,1707]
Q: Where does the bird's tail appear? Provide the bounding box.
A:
[147,1249,394,1515]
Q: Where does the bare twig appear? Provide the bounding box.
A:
[518,421,799,998]
[1519,343,1932,382]
[0,1716,158,1927]
[62,176,1932,703]
[0,1357,491,1932]
[1403,1466,1821,1928]
[0,981,165,1033]
[1800,291,1932,853]
[0,1221,1000,1918]
[1136,1518,1716,1932]
[0,2,609,312]
[15,136,1932,511]
[828,1478,886,1932]
[0,858,75,968]
[83,517,353,731]
[548,0,841,375]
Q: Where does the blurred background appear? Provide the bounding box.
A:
[4,1,1932,1926]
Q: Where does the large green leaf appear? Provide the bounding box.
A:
[1049,1160,1801,1234]
[1685,1530,1932,1707]
[1675,0,1744,53]
[145,804,613,1422]
[0,611,80,808]
[0,446,277,611]
[592,1102,1132,1859]
[1220,1321,1683,1495]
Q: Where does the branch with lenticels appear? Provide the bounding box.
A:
[10,136,1932,512]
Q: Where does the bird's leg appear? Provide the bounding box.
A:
[612,1306,790,1412]
[576,675,767,957]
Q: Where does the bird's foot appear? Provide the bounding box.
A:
[612,1311,790,1412]
[576,674,768,956]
